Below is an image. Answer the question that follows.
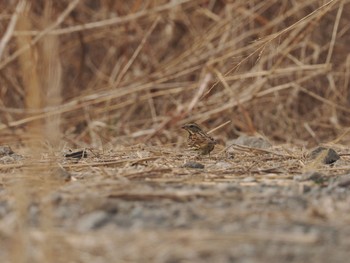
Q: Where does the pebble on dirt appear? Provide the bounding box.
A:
[182,161,205,169]
[309,146,340,165]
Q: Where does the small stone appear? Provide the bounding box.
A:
[51,166,72,182]
[77,211,111,231]
[334,174,350,188]
[0,155,16,164]
[299,184,311,194]
[214,161,232,169]
[226,151,235,159]
[0,146,14,156]
[242,176,256,183]
[0,146,23,163]
[309,146,340,164]
[228,135,272,149]
[64,149,88,159]
[182,161,204,169]
[294,171,327,184]
[50,193,63,205]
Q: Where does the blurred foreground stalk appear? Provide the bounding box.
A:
[12,1,63,262]
[16,3,43,150]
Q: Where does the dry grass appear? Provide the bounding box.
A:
[0,0,349,147]
[1,0,350,262]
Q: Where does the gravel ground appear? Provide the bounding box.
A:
[0,143,350,262]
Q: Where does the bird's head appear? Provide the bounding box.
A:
[181,123,203,134]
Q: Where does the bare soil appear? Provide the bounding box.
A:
[1,143,350,262]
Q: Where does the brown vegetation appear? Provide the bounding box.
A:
[1,0,350,147]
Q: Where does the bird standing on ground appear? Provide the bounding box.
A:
[182,123,217,155]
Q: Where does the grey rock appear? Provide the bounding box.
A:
[0,146,14,156]
[294,171,327,184]
[182,161,204,169]
[309,146,340,164]
[77,211,111,231]
[0,145,23,163]
[214,161,232,169]
[331,174,350,188]
[242,176,256,183]
[51,166,72,182]
[228,135,272,149]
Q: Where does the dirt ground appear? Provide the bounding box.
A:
[0,141,350,263]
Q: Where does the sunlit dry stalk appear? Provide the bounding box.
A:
[0,1,25,61]
[41,3,62,148]
[12,3,42,263]
[15,2,42,147]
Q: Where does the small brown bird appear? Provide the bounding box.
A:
[182,123,217,155]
